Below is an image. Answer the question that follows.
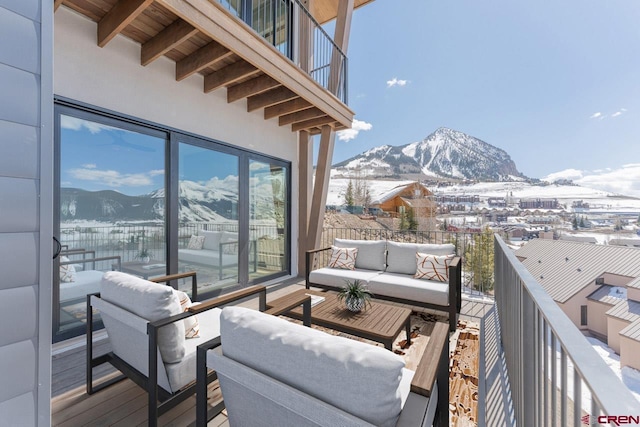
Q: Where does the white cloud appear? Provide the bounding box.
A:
[60,116,117,134]
[68,167,160,188]
[589,112,602,119]
[337,119,373,142]
[611,108,627,118]
[545,165,640,197]
[386,77,408,88]
[82,163,97,169]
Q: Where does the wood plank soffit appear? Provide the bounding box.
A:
[176,41,232,81]
[141,19,199,66]
[264,98,312,120]
[203,60,259,93]
[291,115,334,132]
[247,87,297,112]
[157,0,354,127]
[279,107,325,126]
[227,74,281,103]
[98,0,155,48]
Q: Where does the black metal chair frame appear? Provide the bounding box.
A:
[86,274,268,427]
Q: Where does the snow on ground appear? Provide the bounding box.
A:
[608,287,628,300]
[586,337,640,404]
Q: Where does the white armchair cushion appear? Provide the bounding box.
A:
[220,306,406,427]
[101,271,186,363]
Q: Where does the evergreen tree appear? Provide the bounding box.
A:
[579,216,585,228]
[407,208,418,231]
[572,216,578,230]
[345,180,354,207]
[464,227,495,292]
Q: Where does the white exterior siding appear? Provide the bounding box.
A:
[0,0,53,425]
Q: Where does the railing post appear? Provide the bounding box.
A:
[522,289,536,427]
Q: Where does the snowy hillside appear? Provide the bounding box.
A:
[333,127,524,181]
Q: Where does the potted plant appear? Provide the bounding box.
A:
[337,280,373,313]
[137,248,151,264]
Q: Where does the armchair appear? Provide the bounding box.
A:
[86,271,276,426]
[196,306,449,427]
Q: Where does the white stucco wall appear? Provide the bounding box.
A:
[54,7,299,274]
[606,317,629,354]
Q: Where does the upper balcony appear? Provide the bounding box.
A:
[55,0,356,133]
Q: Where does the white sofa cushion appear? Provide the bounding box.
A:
[368,272,449,307]
[200,230,222,251]
[334,238,386,271]
[60,269,104,302]
[178,248,237,266]
[309,267,382,289]
[101,271,186,363]
[386,242,455,275]
[220,306,406,427]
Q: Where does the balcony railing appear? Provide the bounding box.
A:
[494,235,638,426]
[218,0,347,103]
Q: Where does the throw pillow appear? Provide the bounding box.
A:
[187,235,205,250]
[221,232,238,254]
[328,246,358,270]
[414,253,455,282]
[175,290,200,338]
[59,256,76,283]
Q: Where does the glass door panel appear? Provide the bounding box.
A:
[55,113,166,341]
[249,159,288,281]
[178,143,239,297]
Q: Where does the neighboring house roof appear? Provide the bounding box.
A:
[620,319,640,342]
[606,299,640,323]
[628,277,640,290]
[515,239,640,303]
[609,238,640,247]
[587,285,624,306]
[559,235,598,244]
[372,181,430,205]
[399,197,436,208]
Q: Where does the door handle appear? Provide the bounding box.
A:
[53,236,62,259]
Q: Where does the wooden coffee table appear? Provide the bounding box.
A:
[267,289,412,350]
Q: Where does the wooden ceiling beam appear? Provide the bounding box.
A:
[176,41,231,81]
[141,19,198,66]
[98,0,155,48]
[247,87,297,112]
[309,127,322,136]
[227,74,280,103]
[203,60,259,93]
[264,97,312,120]
[54,0,64,12]
[279,107,326,127]
[292,115,335,132]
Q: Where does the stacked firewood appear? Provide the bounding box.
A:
[449,320,480,427]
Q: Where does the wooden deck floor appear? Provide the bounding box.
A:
[51,279,495,426]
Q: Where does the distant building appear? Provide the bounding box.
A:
[519,198,559,210]
[609,239,640,248]
[516,240,640,370]
[559,234,598,244]
[488,197,507,208]
[370,182,436,228]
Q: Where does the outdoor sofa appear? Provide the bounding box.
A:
[178,230,256,280]
[306,239,462,331]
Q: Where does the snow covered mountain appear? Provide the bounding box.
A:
[333,127,525,181]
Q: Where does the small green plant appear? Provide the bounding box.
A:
[337,279,373,312]
[137,248,150,259]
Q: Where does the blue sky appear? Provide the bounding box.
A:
[335,0,640,181]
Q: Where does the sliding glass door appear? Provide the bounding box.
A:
[54,102,291,341]
[249,158,289,281]
[54,108,167,341]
